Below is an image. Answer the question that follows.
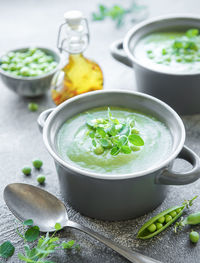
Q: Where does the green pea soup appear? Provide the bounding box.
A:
[56,107,172,175]
[134,29,200,73]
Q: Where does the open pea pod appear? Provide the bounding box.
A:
[137,205,185,239]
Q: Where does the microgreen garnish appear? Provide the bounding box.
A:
[146,29,200,65]
[0,219,79,262]
[86,108,144,156]
[92,2,147,28]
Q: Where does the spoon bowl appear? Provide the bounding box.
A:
[4,183,68,232]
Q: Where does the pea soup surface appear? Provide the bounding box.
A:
[134,29,200,73]
[57,107,172,175]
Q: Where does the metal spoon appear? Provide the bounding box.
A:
[4,183,161,263]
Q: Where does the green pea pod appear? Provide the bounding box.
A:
[137,205,185,239]
[183,212,200,225]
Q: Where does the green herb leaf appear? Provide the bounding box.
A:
[186,29,199,38]
[110,146,120,156]
[173,40,183,49]
[117,136,128,147]
[129,119,135,127]
[0,241,15,259]
[92,3,147,28]
[128,134,144,146]
[100,138,110,148]
[96,127,106,138]
[92,139,97,147]
[25,226,40,242]
[119,124,130,136]
[107,124,117,136]
[86,114,96,127]
[54,223,62,231]
[89,132,95,138]
[23,219,33,226]
[121,145,132,154]
[62,240,75,249]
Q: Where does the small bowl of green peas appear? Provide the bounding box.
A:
[0,46,61,97]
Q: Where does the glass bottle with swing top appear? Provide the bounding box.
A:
[51,10,103,105]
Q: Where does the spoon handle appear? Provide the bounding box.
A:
[66,220,161,263]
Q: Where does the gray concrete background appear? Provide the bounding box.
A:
[1,0,200,262]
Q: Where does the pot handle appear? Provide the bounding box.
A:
[156,145,200,185]
[37,108,54,133]
[110,39,133,68]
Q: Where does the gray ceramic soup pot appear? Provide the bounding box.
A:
[38,90,200,221]
[110,15,200,115]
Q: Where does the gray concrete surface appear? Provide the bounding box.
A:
[1,0,200,262]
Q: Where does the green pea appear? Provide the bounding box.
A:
[129,120,135,128]
[29,47,37,55]
[39,63,49,70]
[190,231,199,243]
[37,174,46,184]
[1,64,9,70]
[46,55,53,62]
[50,61,57,68]
[8,52,15,59]
[94,146,104,155]
[165,215,173,223]
[1,55,9,63]
[147,224,157,233]
[24,57,33,64]
[130,145,140,152]
[176,57,182,62]
[156,223,163,230]
[22,166,31,175]
[148,54,155,59]
[165,57,171,62]
[162,48,167,55]
[32,159,43,169]
[28,103,38,112]
[157,216,165,224]
[20,67,29,76]
[9,63,17,71]
[131,129,139,134]
[176,208,182,214]
[146,50,152,54]
[16,63,23,70]
[169,211,177,218]
[38,57,47,64]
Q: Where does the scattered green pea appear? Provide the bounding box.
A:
[32,159,43,169]
[22,166,31,175]
[28,103,38,112]
[190,231,199,243]
[165,215,173,223]
[156,223,163,230]
[162,48,167,55]
[37,174,46,184]
[147,224,157,233]
[169,211,177,218]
